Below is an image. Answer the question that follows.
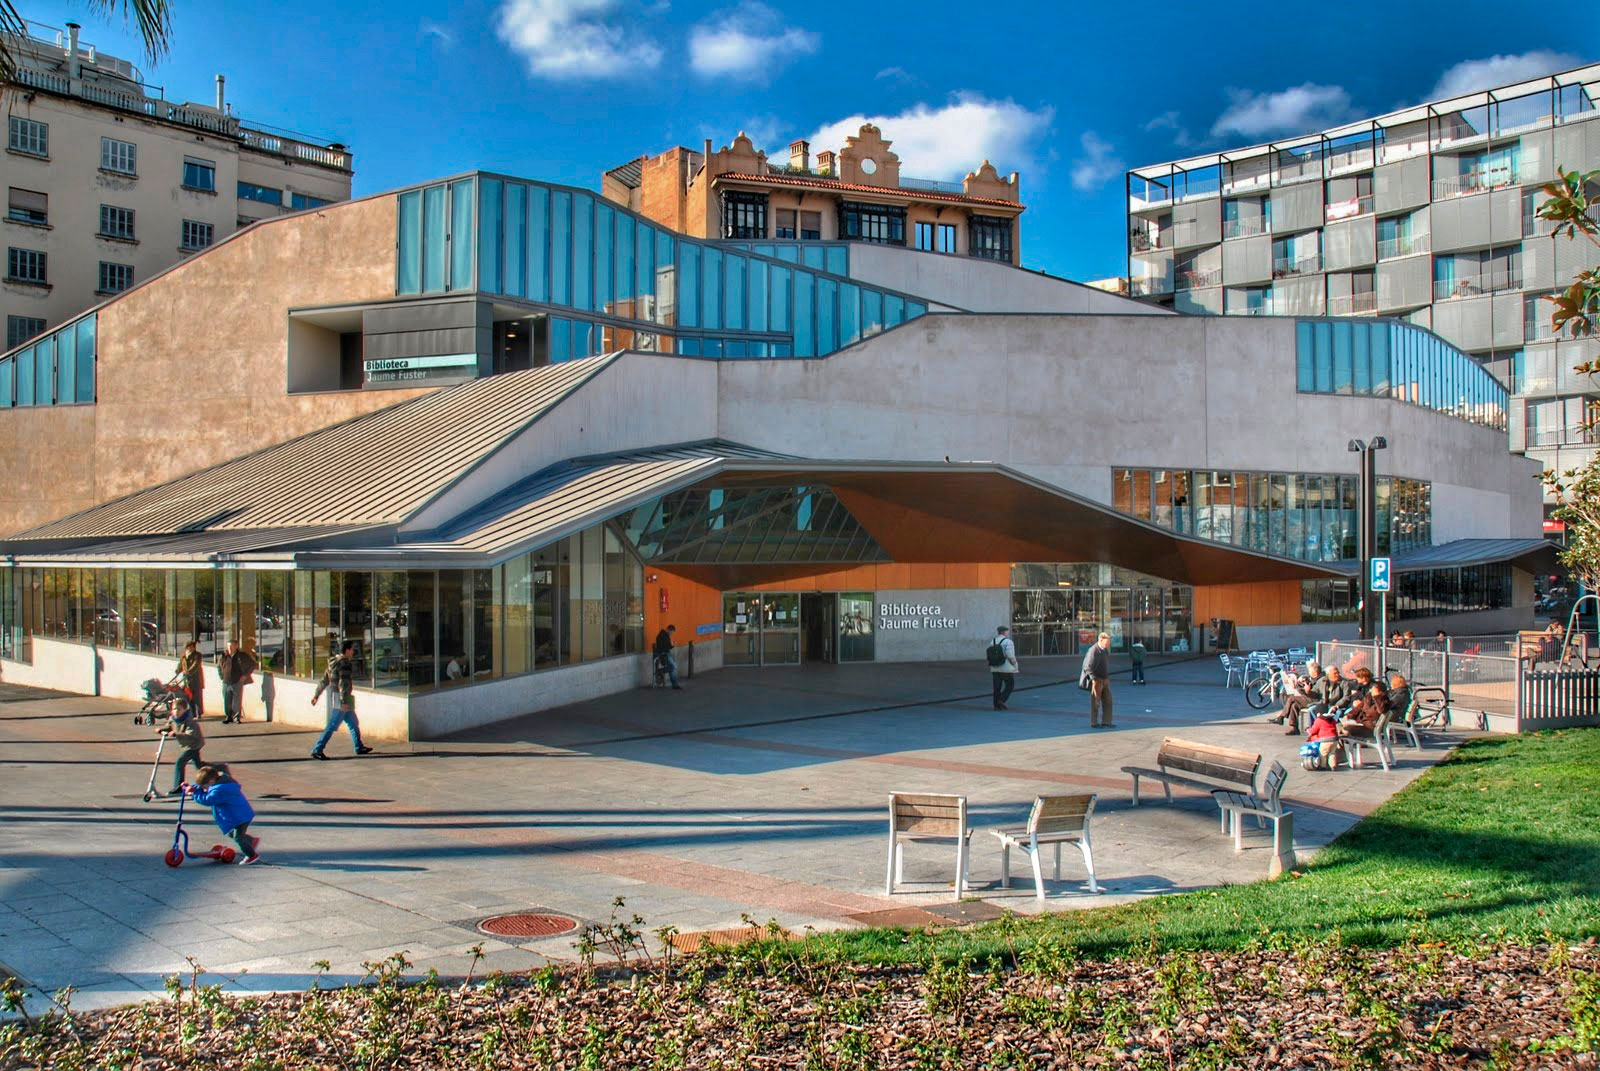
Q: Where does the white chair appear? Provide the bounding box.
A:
[1341,710,1395,771]
[886,792,971,895]
[989,794,1101,900]
[1218,653,1245,688]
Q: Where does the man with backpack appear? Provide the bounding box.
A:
[987,625,1018,710]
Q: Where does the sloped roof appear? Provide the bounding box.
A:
[12,357,618,541]
[606,157,644,189]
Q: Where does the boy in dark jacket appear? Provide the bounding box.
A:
[189,764,261,865]
[161,698,205,796]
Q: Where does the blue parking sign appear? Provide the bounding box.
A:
[1370,556,1391,592]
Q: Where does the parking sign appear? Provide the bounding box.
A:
[1370,556,1391,592]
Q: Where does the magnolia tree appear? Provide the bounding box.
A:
[1538,167,1600,589]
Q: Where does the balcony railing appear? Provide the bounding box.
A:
[899,175,968,195]
[1129,227,1168,253]
[1129,275,1173,298]
[1177,267,1222,291]
[1325,195,1373,222]
[1434,269,1522,300]
[1328,292,1378,315]
[9,64,352,171]
[1526,303,1557,342]
[1432,167,1517,200]
[1222,216,1268,239]
[1377,232,1430,260]
[1272,254,1321,279]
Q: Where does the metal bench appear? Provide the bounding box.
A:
[1341,709,1395,771]
[885,792,971,896]
[1387,686,1449,750]
[1122,737,1261,807]
[1212,761,1296,877]
[988,794,1100,901]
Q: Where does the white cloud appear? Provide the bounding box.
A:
[496,0,662,81]
[419,18,454,48]
[1142,110,1193,149]
[1070,131,1124,192]
[808,93,1053,181]
[875,66,914,83]
[689,3,818,81]
[1426,50,1581,100]
[1210,83,1354,139]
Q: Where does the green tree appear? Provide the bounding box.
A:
[1,1,172,85]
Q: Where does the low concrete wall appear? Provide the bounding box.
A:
[408,652,653,739]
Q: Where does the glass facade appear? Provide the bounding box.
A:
[1302,562,1512,622]
[1009,563,1194,655]
[620,485,889,564]
[1295,318,1507,431]
[395,176,927,361]
[0,314,95,409]
[1112,466,1430,560]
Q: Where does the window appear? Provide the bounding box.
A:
[100,137,136,175]
[290,192,331,210]
[8,117,47,157]
[7,316,45,348]
[7,247,46,284]
[969,215,1013,261]
[237,181,281,205]
[182,158,216,192]
[775,209,796,239]
[915,221,935,251]
[799,210,821,240]
[180,219,214,251]
[7,188,46,225]
[98,205,135,241]
[839,201,906,245]
[97,261,133,294]
[721,191,767,239]
[938,223,958,253]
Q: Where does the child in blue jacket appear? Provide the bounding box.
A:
[189,765,261,865]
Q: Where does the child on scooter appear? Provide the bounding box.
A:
[187,765,261,865]
[161,698,205,797]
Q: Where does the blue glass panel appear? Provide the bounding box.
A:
[679,244,700,328]
[700,247,721,329]
[75,317,95,403]
[678,338,701,357]
[817,278,837,354]
[772,343,792,358]
[616,214,634,302]
[571,194,592,311]
[825,246,848,276]
[1295,321,1313,390]
[505,184,526,297]
[906,300,926,320]
[54,330,72,402]
[397,190,421,294]
[775,245,798,264]
[550,316,572,363]
[748,259,768,332]
[550,191,570,306]
[634,223,652,306]
[839,283,860,345]
[654,230,674,278]
[770,265,790,332]
[1353,322,1370,394]
[885,294,905,326]
[478,178,503,295]
[422,185,446,293]
[1332,322,1352,394]
[793,271,815,357]
[801,246,826,270]
[1313,322,1332,392]
[449,179,475,291]
[574,319,593,358]
[595,203,613,315]
[0,357,11,407]
[701,338,724,358]
[16,345,33,406]
[725,254,745,330]
[528,185,549,302]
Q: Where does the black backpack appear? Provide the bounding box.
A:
[986,641,1008,667]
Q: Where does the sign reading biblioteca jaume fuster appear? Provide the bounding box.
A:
[878,602,960,630]
[364,353,478,384]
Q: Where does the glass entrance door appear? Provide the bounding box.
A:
[721,591,800,666]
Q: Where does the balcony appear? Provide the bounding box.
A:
[1433,269,1522,301]
[1222,216,1268,240]
[1525,304,1557,342]
[1129,275,1173,298]
[1272,254,1321,279]
[1431,167,1517,200]
[1328,292,1378,315]
[1130,225,1169,253]
[1176,267,1222,291]
[1325,195,1373,222]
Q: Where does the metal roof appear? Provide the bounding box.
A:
[4,525,382,565]
[606,157,644,189]
[10,356,618,542]
[1392,538,1559,572]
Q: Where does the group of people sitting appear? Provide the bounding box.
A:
[1267,661,1410,771]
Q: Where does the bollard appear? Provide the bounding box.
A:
[1268,811,1296,879]
[686,641,694,680]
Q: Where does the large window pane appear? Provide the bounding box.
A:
[422,184,446,293]
[572,193,593,311]
[398,189,422,293]
[438,570,468,686]
[794,271,815,356]
[579,526,604,661]
[473,568,498,679]
[595,203,613,316]
[478,178,503,295]
[550,191,570,305]
[374,572,409,690]
[408,571,436,692]
[342,571,372,687]
[528,184,549,302]
[503,554,532,676]
[257,572,286,672]
[449,178,475,291]
[74,318,95,404]
[533,545,561,667]
[604,527,627,657]
[679,244,700,328]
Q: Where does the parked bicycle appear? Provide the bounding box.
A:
[1244,660,1292,709]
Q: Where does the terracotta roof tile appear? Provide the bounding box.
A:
[713,172,1023,210]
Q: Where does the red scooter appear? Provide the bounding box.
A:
[164,786,236,867]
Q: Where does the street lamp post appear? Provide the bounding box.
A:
[1348,436,1388,641]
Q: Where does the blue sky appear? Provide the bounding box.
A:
[19,0,1589,281]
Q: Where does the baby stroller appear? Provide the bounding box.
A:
[134,675,187,725]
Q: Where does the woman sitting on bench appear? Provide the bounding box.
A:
[1337,673,1389,741]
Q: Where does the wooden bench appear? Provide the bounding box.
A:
[1212,761,1296,877]
[886,792,971,896]
[1122,737,1261,807]
[988,794,1100,901]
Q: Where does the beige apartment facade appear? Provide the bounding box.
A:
[3,20,352,349]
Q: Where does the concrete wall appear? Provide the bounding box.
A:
[871,588,1009,663]
[407,652,652,739]
[844,246,1169,316]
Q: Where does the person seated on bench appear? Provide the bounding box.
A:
[1305,707,1342,770]
[1386,673,1412,725]
[1338,674,1389,741]
[1268,660,1320,735]
[1302,665,1354,730]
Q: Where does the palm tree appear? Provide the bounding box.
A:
[1,1,173,84]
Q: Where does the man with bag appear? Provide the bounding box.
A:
[1081,631,1114,728]
[217,639,259,725]
[987,625,1018,710]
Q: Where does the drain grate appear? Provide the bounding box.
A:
[477,912,579,939]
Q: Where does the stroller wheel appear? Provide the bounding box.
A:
[164,848,184,868]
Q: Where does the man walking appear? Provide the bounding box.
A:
[310,639,373,760]
[652,624,682,689]
[1081,631,1114,728]
[217,639,258,724]
[988,625,1018,710]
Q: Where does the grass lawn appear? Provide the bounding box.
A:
[798,728,1600,964]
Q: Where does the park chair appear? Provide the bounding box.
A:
[886,792,971,896]
[1218,653,1246,688]
[1212,761,1290,853]
[1341,710,1395,771]
[989,794,1100,900]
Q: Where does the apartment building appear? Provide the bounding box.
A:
[1125,63,1600,497]
[601,124,1025,265]
[2,19,352,348]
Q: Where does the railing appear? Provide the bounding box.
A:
[899,175,968,195]
[1272,255,1321,279]
[1130,227,1169,252]
[237,127,351,169]
[1129,275,1172,298]
[1328,292,1378,315]
[1525,303,1557,342]
[1177,267,1222,290]
[1377,232,1430,260]
[1325,195,1373,222]
[1434,269,1521,300]
[1432,168,1518,200]
[1223,216,1268,240]
[1520,670,1600,730]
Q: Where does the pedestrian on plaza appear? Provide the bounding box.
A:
[1081,631,1114,728]
[1431,629,1449,652]
[1129,640,1147,684]
[653,624,683,690]
[216,639,258,725]
[988,625,1018,710]
[160,696,205,796]
[309,639,373,760]
[188,764,261,865]
[176,639,206,720]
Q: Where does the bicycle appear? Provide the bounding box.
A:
[1244,661,1292,710]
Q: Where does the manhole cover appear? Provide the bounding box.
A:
[477,913,579,938]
